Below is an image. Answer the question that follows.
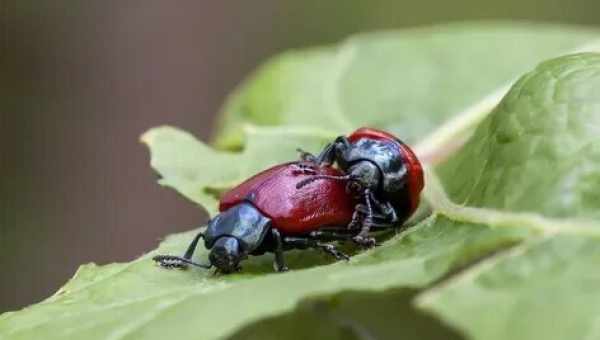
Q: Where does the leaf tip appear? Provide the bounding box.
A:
[139,125,184,147]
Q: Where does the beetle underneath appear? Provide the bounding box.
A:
[154,162,365,273]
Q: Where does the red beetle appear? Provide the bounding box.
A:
[298,127,424,246]
[153,162,360,273]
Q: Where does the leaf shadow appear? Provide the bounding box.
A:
[228,287,466,340]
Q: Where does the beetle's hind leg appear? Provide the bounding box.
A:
[283,237,350,261]
[319,243,351,261]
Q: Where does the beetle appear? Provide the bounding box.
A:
[296,127,424,246]
[153,161,365,273]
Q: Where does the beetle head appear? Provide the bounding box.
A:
[345,160,381,196]
[209,236,243,273]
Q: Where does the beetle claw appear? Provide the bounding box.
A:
[274,262,289,272]
[352,235,377,248]
[320,243,351,261]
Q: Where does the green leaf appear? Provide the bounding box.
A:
[439,53,600,219]
[418,52,600,340]
[2,23,600,340]
[140,125,336,215]
[0,216,527,340]
[418,235,600,340]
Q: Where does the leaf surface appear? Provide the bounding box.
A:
[418,52,600,340]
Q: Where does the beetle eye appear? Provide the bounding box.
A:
[346,181,364,195]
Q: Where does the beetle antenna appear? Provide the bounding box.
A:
[153,255,212,269]
[296,174,353,189]
[182,231,205,260]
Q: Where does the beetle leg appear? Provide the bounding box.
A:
[308,229,354,241]
[317,136,352,165]
[368,194,399,225]
[352,234,376,248]
[301,135,350,166]
[319,243,351,261]
[296,148,318,163]
[353,195,398,229]
[348,207,365,230]
[352,189,377,248]
[313,143,336,165]
[334,135,352,150]
[283,237,350,261]
[271,229,289,272]
[353,204,386,222]
[349,203,392,229]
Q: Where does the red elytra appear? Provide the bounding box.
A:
[220,162,357,234]
[348,127,424,212]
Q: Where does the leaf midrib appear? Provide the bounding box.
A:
[424,169,600,237]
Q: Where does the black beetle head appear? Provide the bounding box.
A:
[209,236,243,273]
[346,160,381,196]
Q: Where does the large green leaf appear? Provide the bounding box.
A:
[439,53,600,218]
[0,215,528,339]
[417,52,600,340]
[2,23,600,340]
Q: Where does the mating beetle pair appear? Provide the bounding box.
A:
[153,127,424,273]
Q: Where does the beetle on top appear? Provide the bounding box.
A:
[297,127,424,246]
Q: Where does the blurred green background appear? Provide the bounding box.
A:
[1,0,599,313]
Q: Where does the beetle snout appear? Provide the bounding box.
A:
[209,237,242,273]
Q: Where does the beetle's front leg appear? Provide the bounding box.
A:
[354,194,398,228]
[369,194,399,226]
[296,143,335,165]
[298,135,351,166]
[350,189,378,247]
[296,148,318,163]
